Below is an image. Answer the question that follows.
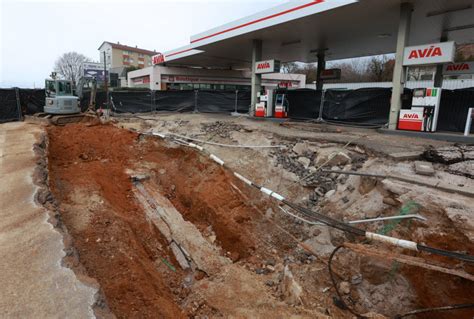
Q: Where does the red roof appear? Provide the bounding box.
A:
[99,41,157,56]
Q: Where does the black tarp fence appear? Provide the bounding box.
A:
[19,89,45,115]
[275,89,323,120]
[437,88,474,133]
[154,90,196,112]
[110,90,251,114]
[322,88,392,125]
[0,89,21,123]
[1,87,473,132]
[111,91,154,113]
[196,90,251,113]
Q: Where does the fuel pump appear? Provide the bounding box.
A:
[398,87,441,132]
[274,93,288,118]
[255,90,268,117]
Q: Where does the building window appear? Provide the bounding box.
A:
[138,53,144,58]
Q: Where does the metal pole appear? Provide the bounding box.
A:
[235,90,239,114]
[15,87,22,121]
[316,51,326,91]
[317,89,325,122]
[465,108,473,136]
[388,2,413,130]
[104,51,109,110]
[194,90,198,113]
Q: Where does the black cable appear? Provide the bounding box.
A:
[417,245,474,263]
[282,200,474,264]
[395,303,474,318]
[328,246,367,319]
[283,200,366,237]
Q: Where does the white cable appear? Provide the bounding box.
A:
[169,133,284,149]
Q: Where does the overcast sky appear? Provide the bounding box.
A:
[0,0,280,88]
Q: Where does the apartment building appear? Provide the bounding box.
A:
[98,41,157,86]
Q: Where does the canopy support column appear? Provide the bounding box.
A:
[434,34,448,88]
[388,2,413,130]
[316,51,326,91]
[250,39,262,116]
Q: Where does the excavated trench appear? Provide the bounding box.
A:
[45,122,293,318]
[45,122,474,318]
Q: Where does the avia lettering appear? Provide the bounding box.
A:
[152,54,165,64]
[408,46,443,59]
[257,62,271,70]
[403,114,420,119]
[446,63,470,71]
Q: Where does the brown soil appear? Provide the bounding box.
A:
[400,208,474,319]
[46,123,285,318]
[47,123,186,319]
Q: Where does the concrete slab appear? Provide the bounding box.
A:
[0,122,97,318]
[379,128,474,144]
[388,151,422,161]
[414,161,435,176]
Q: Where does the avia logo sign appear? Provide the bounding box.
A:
[403,41,455,66]
[408,46,443,59]
[403,113,420,119]
[443,61,474,75]
[152,54,165,65]
[446,63,470,71]
[255,59,281,74]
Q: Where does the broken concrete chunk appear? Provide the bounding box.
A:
[315,148,351,167]
[298,156,311,168]
[389,151,421,161]
[359,176,378,195]
[303,227,335,257]
[293,142,309,156]
[414,161,435,176]
[325,190,336,198]
[448,160,474,178]
[281,265,303,305]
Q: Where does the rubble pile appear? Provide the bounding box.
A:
[200,121,249,138]
[270,141,368,206]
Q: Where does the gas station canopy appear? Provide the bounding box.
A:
[159,0,474,69]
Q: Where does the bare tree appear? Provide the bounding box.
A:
[54,52,91,85]
[281,62,301,74]
[366,55,394,82]
[281,62,319,83]
[328,59,369,82]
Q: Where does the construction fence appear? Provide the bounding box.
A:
[0,88,45,123]
[277,87,474,133]
[110,90,251,114]
[1,88,473,133]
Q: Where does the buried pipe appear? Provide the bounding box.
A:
[278,205,427,226]
[141,130,474,265]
